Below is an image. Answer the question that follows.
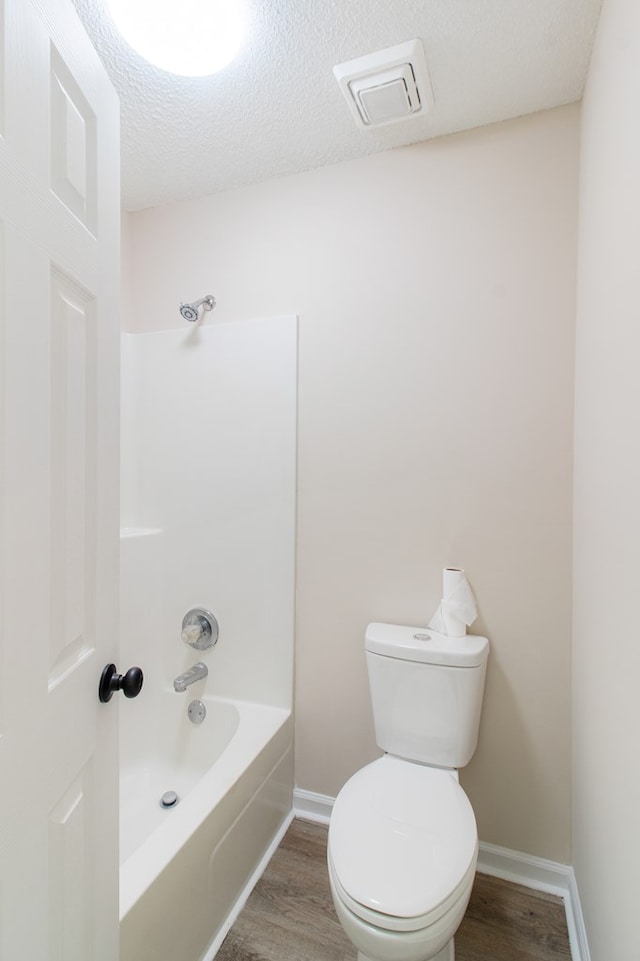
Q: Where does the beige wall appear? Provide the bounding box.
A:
[126,106,578,862]
[574,0,640,954]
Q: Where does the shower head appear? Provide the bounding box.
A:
[179,295,216,322]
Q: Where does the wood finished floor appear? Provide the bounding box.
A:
[217,819,571,961]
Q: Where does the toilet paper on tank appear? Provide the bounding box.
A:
[428,568,478,637]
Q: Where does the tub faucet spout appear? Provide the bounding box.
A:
[173,661,208,693]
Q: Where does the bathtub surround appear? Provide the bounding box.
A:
[124,104,578,865]
[119,317,297,960]
[120,318,296,705]
[574,0,640,956]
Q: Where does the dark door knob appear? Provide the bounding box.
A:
[99,663,144,703]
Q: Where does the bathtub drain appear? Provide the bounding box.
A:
[160,790,179,809]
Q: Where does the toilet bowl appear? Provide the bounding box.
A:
[327,755,478,961]
[327,623,489,961]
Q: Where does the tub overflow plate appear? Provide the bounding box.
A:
[188,699,206,724]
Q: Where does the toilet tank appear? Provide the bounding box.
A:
[365,623,489,769]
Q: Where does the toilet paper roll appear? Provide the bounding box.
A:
[428,568,478,637]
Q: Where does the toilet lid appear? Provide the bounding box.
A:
[328,756,477,923]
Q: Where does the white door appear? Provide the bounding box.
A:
[0,0,120,957]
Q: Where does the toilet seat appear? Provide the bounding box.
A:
[328,755,478,932]
[328,848,476,934]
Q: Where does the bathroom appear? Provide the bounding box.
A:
[0,0,638,958]
[119,103,577,960]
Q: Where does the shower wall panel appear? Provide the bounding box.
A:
[120,316,297,709]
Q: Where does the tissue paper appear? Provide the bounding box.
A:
[428,568,478,638]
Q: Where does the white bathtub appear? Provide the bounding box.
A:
[119,692,293,961]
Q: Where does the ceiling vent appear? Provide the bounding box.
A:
[334,39,433,130]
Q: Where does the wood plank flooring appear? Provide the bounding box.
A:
[216,819,571,961]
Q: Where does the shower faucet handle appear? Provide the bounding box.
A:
[98,663,144,703]
[181,608,219,651]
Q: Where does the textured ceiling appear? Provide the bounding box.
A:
[72,0,603,212]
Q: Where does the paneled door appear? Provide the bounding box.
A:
[0,0,120,957]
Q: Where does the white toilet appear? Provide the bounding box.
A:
[327,622,489,961]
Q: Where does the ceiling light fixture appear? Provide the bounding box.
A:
[106,0,245,77]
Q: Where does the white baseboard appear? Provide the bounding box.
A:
[293,787,334,824]
[476,841,590,961]
[293,787,589,961]
[565,869,591,961]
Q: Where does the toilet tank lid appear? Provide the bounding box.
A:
[365,623,489,668]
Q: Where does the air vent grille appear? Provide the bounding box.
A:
[334,40,433,129]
